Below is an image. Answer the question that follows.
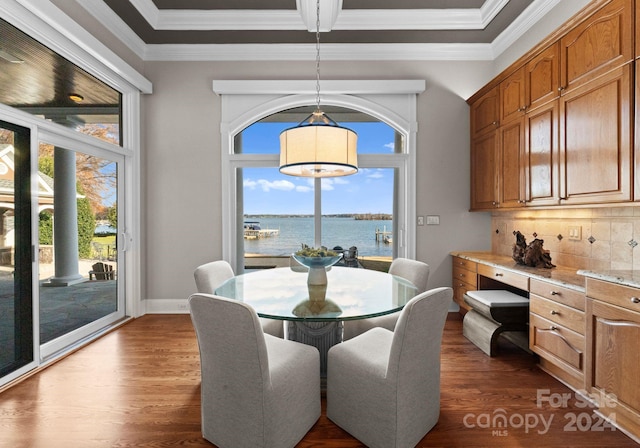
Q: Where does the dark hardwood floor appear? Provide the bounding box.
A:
[0,313,637,447]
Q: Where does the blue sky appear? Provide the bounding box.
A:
[241,121,396,215]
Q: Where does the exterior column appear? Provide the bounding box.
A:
[45,146,84,286]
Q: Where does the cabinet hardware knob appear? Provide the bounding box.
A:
[550,326,558,331]
[558,86,566,92]
[459,283,464,287]
[495,273,504,277]
[631,297,640,304]
[550,291,559,296]
[550,310,559,315]
[459,273,464,277]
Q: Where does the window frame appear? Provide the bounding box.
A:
[215,80,424,272]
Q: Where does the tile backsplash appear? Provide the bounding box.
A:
[492,207,640,271]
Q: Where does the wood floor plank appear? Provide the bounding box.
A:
[0,313,637,447]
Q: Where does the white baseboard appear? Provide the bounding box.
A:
[143,298,190,314]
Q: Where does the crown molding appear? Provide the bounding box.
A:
[80,0,147,58]
[491,0,561,57]
[121,0,512,31]
[143,42,495,62]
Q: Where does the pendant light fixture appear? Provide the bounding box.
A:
[279,0,358,178]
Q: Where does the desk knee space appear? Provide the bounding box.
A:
[463,290,529,356]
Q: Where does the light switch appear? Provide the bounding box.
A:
[426,215,440,225]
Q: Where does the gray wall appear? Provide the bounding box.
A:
[141,59,494,304]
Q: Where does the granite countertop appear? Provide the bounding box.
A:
[451,251,586,292]
[577,269,640,289]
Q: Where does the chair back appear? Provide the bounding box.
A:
[387,287,451,394]
[188,293,271,441]
[388,257,430,294]
[194,260,234,293]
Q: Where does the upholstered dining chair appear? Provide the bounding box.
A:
[193,260,284,338]
[189,293,321,448]
[327,287,451,448]
[342,257,430,340]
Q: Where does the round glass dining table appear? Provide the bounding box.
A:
[214,266,418,322]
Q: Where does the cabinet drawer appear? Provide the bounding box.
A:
[452,256,477,273]
[530,313,584,373]
[530,278,585,311]
[477,264,529,290]
[453,281,474,313]
[453,265,477,288]
[530,294,584,334]
[585,278,640,311]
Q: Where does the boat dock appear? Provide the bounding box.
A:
[375,227,392,244]
[244,221,280,240]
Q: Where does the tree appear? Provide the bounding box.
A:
[107,203,117,229]
[76,192,95,258]
[39,211,53,245]
[38,123,118,214]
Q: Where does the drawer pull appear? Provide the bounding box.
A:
[549,326,558,331]
[550,310,559,316]
[458,283,465,287]
[631,297,640,304]
[495,273,504,277]
[550,291,560,296]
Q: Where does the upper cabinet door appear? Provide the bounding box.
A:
[560,0,633,92]
[525,101,560,206]
[526,43,560,111]
[559,65,633,205]
[500,67,526,124]
[470,130,499,210]
[470,86,499,137]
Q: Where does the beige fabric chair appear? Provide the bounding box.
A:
[193,260,284,338]
[189,293,320,448]
[342,258,430,340]
[327,287,452,448]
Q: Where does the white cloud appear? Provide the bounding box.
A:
[244,178,296,192]
[296,185,312,192]
[384,142,395,151]
[367,170,384,179]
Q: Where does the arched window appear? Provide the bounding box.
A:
[215,80,424,273]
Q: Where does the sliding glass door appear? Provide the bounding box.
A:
[0,121,33,378]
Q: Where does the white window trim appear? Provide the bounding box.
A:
[214,80,425,271]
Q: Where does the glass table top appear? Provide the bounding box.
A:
[215,266,418,322]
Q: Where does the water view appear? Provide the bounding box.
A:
[243,216,393,257]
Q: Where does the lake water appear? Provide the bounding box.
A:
[243,217,393,257]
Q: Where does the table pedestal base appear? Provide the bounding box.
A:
[285,321,343,376]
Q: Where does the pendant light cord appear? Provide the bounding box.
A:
[315,0,321,114]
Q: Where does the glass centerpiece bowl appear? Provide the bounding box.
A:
[292,247,343,286]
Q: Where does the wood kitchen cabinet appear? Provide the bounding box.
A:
[524,101,560,206]
[585,277,640,441]
[559,0,632,93]
[470,130,498,210]
[529,278,585,390]
[451,256,477,315]
[468,0,636,210]
[559,64,633,204]
[500,67,526,124]
[498,118,526,208]
[470,86,499,138]
[526,42,560,111]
